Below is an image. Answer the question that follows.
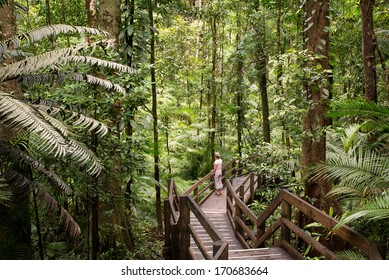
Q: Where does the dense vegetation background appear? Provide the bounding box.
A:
[0,0,388,260]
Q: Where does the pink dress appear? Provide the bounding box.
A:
[213,159,223,190]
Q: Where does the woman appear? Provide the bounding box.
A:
[213,152,223,195]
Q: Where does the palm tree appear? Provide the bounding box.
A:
[0,24,134,258]
[313,99,389,248]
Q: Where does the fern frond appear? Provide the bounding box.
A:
[0,92,67,157]
[0,24,108,55]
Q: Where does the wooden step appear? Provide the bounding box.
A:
[228,247,293,260]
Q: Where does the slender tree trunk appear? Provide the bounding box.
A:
[254,2,270,144]
[360,0,377,102]
[235,7,244,160]
[149,0,162,234]
[32,189,44,259]
[210,15,217,159]
[86,0,97,30]
[91,98,100,260]
[123,0,136,251]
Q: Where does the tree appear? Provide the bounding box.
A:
[360,0,377,102]
[149,0,162,233]
[301,0,334,211]
[0,23,134,259]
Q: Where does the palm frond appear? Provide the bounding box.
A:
[70,112,108,137]
[0,47,78,82]
[67,139,102,176]
[0,24,108,56]
[0,142,73,194]
[335,195,389,229]
[61,55,135,74]
[34,187,81,238]
[337,249,367,260]
[33,100,108,138]
[0,177,11,204]
[314,148,388,195]
[21,72,126,94]
[1,169,80,238]
[328,98,389,120]
[0,92,67,157]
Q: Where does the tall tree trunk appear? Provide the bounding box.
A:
[0,0,32,259]
[235,7,244,160]
[360,0,377,102]
[98,0,121,42]
[210,15,217,160]
[149,0,162,234]
[86,0,97,31]
[86,1,100,259]
[301,0,332,211]
[254,2,270,144]
[123,0,136,251]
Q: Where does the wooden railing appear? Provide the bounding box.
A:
[163,179,180,259]
[226,176,383,260]
[178,194,228,259]
[163,178,228,259]
[182,158,237,204]
[164,157,243,259]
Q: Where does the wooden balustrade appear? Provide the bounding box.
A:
[179,195,228,259]
[226,177,383,260]
[164,156,384,260]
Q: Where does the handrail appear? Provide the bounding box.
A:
[226,178,383,260]
[183,158,237,204]
[179,195,228,259]
[163,178,181,259]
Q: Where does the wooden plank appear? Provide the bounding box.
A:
[185,195,221,242]
[189,224,212,260]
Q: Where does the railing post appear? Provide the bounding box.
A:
[213,240,228,260]
[179,196,191,259]
[281,200,291,244]
[234,186,244,236]
[163,199,171,259]
[249,173,255,203]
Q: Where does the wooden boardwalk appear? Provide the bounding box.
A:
[190,175,293,260]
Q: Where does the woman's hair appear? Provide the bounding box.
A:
[215,152,221,158]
